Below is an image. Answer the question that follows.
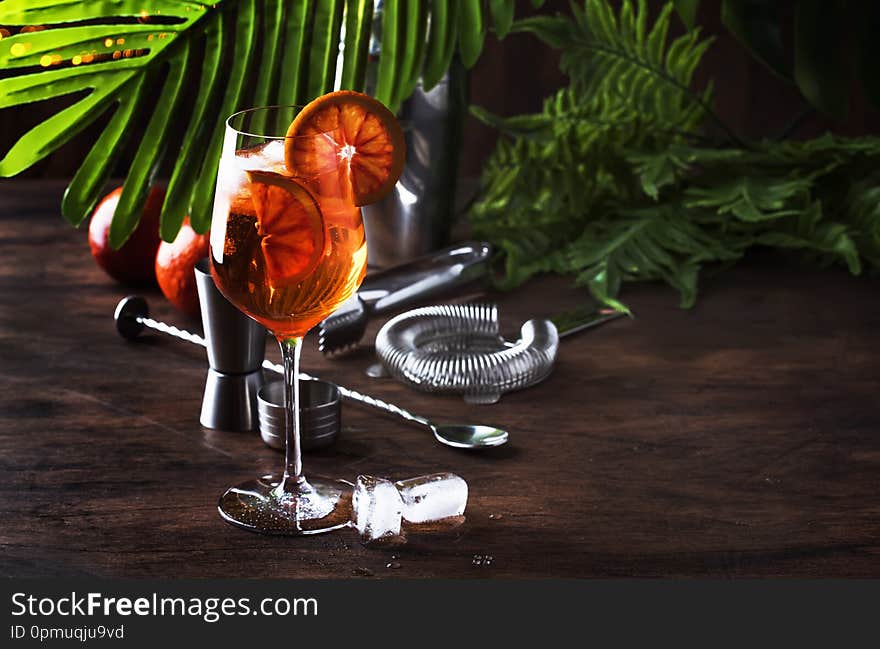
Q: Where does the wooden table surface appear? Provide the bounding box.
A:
[2,179,879,578]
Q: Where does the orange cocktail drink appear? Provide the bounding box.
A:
[210,95,404,536]
[210,140,367,338]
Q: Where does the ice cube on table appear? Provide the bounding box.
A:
[352,475,403,543]
[395,473,468,524]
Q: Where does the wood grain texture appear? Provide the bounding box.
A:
[1,179,879,578]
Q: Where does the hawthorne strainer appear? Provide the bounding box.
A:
[374,303,560,404]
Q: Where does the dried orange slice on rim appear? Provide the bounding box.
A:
[284,91,406,206]
[246,170,325,286]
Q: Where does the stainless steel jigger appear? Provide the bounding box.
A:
[192,258,266,431]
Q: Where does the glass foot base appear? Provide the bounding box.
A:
[218,474,352,535]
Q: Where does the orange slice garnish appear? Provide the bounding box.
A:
[246,170,326,286]
[284,90,406,206]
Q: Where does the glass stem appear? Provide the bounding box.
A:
[279,336,304,484]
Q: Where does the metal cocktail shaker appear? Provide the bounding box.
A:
[362,66,467,268]
[193,258,266,432]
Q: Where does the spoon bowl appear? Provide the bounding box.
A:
[432,424,509,449]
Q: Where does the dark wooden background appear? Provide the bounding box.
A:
[2,180,879,578]
[2,0,880,579]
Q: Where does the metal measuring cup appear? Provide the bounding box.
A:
[192,258,267,431]
[257,380,341,451]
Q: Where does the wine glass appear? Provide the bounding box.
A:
[209,105,367,535]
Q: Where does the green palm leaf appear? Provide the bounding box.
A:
[1,0,220,245]
[373,0,403,109]
[187,0,258,235]
[60,77,146,230]
[112,38,193,244]
[160,9,224,241]
[1,0,498,245]
[306,0,345,100]
[458,0,486,69]
[340,0,374,91]
[422,0,460,92]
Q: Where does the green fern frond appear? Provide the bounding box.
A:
[568,207,743,308]
[471,0,880,310]
[514,0,720,139]
[841,174,880,268]
[684,176,811,222]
